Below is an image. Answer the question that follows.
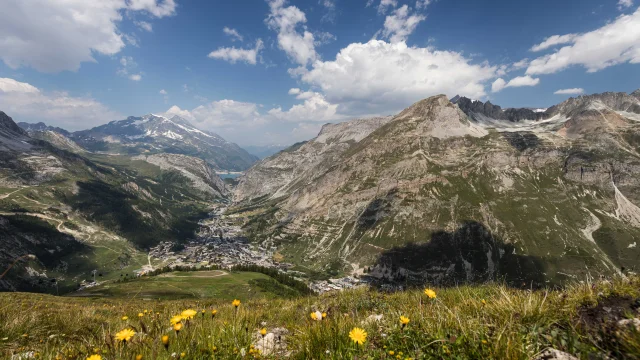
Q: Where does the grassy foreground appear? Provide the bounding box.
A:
[2,277,640,359]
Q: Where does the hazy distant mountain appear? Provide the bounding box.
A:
[243,144,289,159]
[18,122,71,136]
[234,90,640,286]
[70,114,258,171]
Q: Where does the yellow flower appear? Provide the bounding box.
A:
[310,312,318,321]
[389,350,395,355]
[322,312,327,319]
[162,335,169,349]
[481,339,488,344]
[399,316,410,326]
[170,315,183,325]
[87,355,102,360]
[180,353,185,358]
[481,299,487,305]
[423,288,437,299]
[121,316,128,321]
[138,313,144,318]
[260,328,267,337]
[173,323,183,333]
[135,355,143,360]
[232,299,241,308]
[181,309,197,320]
[348,327,367,345]
[115,328,136,342]
[211,309,218,318]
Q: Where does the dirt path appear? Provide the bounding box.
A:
[158,270,228,278]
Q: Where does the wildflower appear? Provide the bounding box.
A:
[322,312,327,319]
[389,350,395,355]
[481,299,487,305]
[173,323,183,334]
[260,328,267,337]
[136,355,143,360]
[232,299,241,308]
[86,356,102,360]
[201,310,205,317]
[144,310,148,314]
[400,316,410,328]
[121,316,129,321]
[423,288,437,299]
[180,353,185,358]
[481,339,487,345]
[348,327,367,345]
[162,335,170,350]
[138,313,144,318]
[310,312,318,321]
[170,315,183,325]
[310,311,322,321]
[211,309,217,318]
[181,309,197,320]
[115,329,136,343]
[212,346,217,352]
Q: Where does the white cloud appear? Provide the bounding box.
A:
[298,40,497,115]
[164,105,196,121]
[378,0,398,14]
[511,58,530,70]
[129,74,142,81]
[415,0,431,10]
[530,34,579,52]
[134,20,153,32]
[183,84,189,92]
[268,91,340,122]
[618,0,633,10]
[165,101,266,129]
[491,75,540,92]
[491,78,507,93]
[319,0,337,22]
[0,78,120,130]
[381,5,426,43]
[116,56,142,80]
[554,88,585,95]
[315,32,337,46]
[223,27,244,42]
[0,0,175,73]
[208,39,264,65]
[266,0,318,66]
[527,8,640,75]
[159,89,168,95]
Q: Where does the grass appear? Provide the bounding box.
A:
[73,271,304,301]
[2,276,640,359]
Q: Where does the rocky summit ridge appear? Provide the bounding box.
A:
[234,90,640,286]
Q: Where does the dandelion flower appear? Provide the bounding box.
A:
[121,316,129,321]
[138,313,144,318]
[389,350,395,355]
[423,288,437,299]
[322,312,327,319]
[181,309,197,320]
[232,299,241,308]
[310,312,318,321]
[115,329,136,343]
[348,327,367,345]
[173,323,183,333]
[260,328,267,337]
[162,335,169,350]
[180,352,186,358]
[400,316,410,328]
[170,315,183,325]
[211,309,218,318]
[87,355,102,360]
[481,299,487,305]
[135,355,143,360]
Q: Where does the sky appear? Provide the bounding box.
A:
[1,0,640,146]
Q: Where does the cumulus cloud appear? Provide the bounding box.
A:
[208,39,264,65]
[298,40,497,115]
[527,8,640,75]
[223,27,244,42]
[491,75,540,92]
[554,88,585,95]
[530,34,579,52]
[381,5,426,43]
[0,77,121,130]
[618,0,633,10]
[135,21,153,32]
[159,89,168,95]
[266,0,318,66]
[378,0,398,14]
[268,91,340,122]
[0,0,176,73]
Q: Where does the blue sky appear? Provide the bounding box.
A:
[1,0,639,146]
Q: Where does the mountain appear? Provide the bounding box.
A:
[0,111,229,292]
[70,114,258,171]
[243,144,290,159]
[452,96,547,122]
[18,122,71,136]
[233,90,640,286]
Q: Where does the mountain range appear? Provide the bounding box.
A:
[234,89,640,286]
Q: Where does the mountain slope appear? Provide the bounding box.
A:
[0,111,228,292]
[233,91,640,286]
[70,114,258,171]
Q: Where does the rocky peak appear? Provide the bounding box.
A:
[0,111,29,137]
[453,96,546,122]
[632,89,640,101]
[547,91,640,117]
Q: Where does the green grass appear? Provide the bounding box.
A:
[73,271,304,300]
[1,277,640,359]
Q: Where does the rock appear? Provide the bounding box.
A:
[253,327,289,356]
[617,318,640,331]
[361,314,383,325]
[534,348,579,360]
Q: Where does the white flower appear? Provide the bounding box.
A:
[313,311,323,321]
